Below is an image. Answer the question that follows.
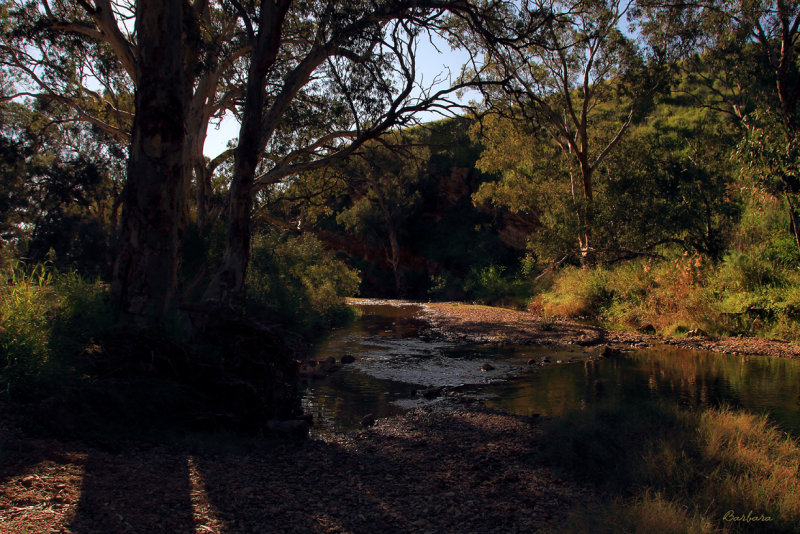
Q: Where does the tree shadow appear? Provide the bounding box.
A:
[68,447,195,533]
[3,409,596,533]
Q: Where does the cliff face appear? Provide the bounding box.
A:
[495,211,540,250]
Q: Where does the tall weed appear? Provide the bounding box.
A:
[0,263,110,401]
[538,266,611,318]
[538,249,800,340]
[0,264,57,398]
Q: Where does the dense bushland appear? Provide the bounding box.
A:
[528,193,800,341]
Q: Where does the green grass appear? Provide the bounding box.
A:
[0,263,114,401]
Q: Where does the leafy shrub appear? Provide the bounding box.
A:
[464,264,531,308]
[537,247,800,340]
[0,263,56,398]
[247,230,360,333]
[539,266,611,318]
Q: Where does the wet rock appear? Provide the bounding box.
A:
[340,354,356,364]
[541,357,551,364]
[318,356,336,370]
[298,364,326,379]
[419,387,444,399]
[480,363,495,372]
[527,358,537,366]
[638,324,657,335]
[686,328,707,338]
[556,359,563,364]
[360,414,376,427]
[598,345,622,358]
[267,418,310,437]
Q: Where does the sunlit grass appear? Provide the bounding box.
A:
[540,404,800,533]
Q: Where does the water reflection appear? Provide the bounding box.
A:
[485,346,800,435]
[303,302,800,437]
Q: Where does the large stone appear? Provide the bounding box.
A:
[318,356,336,370]
[598,345,622,358]
[686,328,707,337]
[360,413,376,427]
[638,324,657,335]
[267,418,310,437]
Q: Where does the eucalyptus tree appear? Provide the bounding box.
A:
[2,0,519,324]
[1,0,251,322]
[461,0,670,264]
[1,0,246,227]
[332,135,429,298]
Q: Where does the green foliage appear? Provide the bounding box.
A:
[472,69,742,266]
[0,263,111,401]
[463,264,532,308]
[536,238,800,340]
[0,263,56,397]
[0,101,121,278]
[247,230,360,333]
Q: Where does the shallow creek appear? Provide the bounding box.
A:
[301,301,800,436]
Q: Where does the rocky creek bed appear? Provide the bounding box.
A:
[422,301,800,359]
[2,300,798,533]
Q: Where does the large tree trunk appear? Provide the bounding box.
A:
[111,0,187,326]
[202,48,268,308]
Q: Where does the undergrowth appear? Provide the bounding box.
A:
[532,250,800,342]
[0,263,111,402]
[0,244,358,441]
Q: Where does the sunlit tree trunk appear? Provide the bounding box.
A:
[111,0,186,326]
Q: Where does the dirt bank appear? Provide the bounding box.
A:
[423,302,800,358]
